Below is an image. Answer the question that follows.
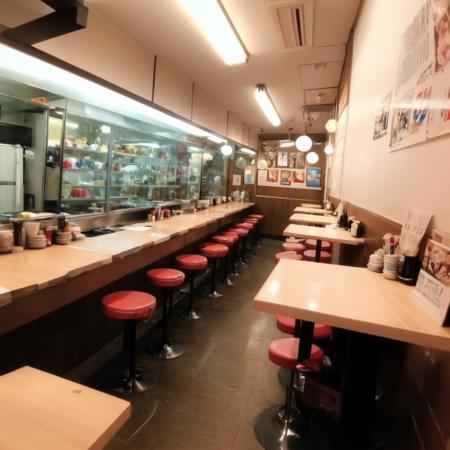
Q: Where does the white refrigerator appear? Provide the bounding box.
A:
[0,144,24,212]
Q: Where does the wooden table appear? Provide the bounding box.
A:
[289,213,336,226]
[254,259,450,350]
[301,203,321,208]
[294,206,331,215]
[254,259,450,448]
[0,366,130,450]
[284,223,364,262]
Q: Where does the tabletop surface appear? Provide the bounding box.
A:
[254,259,450,351]
[289,213,337,226]
[294,207,332,215]
[284,223,364,245]
[0,366,130,450]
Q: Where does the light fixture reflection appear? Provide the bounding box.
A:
[295,135,312,152]
[220,144,233,156]
[324,144,334,156]
[306,151,319,164]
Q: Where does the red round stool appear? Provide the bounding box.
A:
[276,315,332,341]
[147,268,185,359]
[229,226,250,266]
[305,239,332,252]
[176,254,208,320]
[282,242,305,254]
[254,337,324,449]
[248,214,264,246]
[212,234,235,286]
[222,231,240,277]
[200,243,229,298]
[303,249,332,263]
[236,222,255,258]
[275,251,303,262]
[245,218,259,250]
[102,290,156,393]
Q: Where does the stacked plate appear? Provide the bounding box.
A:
[27,234,46,249]
[367,253,383,272]
[56,231,72,245]
[383,254,399,280]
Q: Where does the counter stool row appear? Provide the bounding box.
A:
[101,212,264,394]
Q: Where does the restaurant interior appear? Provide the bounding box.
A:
[0,0,449,449]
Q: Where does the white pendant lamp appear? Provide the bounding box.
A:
[220,144,233,156]
[295,135,313,152]
[306,151,319,164]
[324,144,334,156]
[325,119,337,134]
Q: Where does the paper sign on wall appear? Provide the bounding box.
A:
[232,174,241,186]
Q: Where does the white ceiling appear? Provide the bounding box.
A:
[86,0,360,134]
[2,0,360,135]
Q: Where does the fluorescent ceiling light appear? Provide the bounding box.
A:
[0,44,210,138]
[207,134,227,144]
[254,85,281,127]
[178,0,248,65]
[279,141,294,148]
[240,147,256,155]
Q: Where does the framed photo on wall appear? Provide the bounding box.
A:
[280,170,291,186]
[306,167,321,188]
[277,151,288,167]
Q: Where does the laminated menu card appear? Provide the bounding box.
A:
[412,239,450,325]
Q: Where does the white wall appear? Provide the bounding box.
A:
[340,0,450,231]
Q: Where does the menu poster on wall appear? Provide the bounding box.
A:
[427,0,450,138]
[373,92,392,140]
[306,167,321,188]
[244,167,255,184]
[232,174,241,186]
[412,239,450,324]
[390,0,435,151]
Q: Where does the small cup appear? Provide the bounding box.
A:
[23,222,40,238]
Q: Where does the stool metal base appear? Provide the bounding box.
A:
[222,276,235,286]
[182,308,202,320]
[254,405,317,450]
[114,366,157,395]
[206,288,223,298]
[149,341,184,359]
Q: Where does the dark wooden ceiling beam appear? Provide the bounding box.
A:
[2,1,87,46]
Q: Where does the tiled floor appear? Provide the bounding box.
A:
[104,239,285,450]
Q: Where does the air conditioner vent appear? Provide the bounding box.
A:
[267,0,314,51]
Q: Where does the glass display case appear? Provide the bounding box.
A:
[200,147,229,199]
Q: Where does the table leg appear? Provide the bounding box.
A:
[315,239,322,263]
[337,331,381,450]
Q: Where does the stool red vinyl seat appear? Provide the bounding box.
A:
[147,268,185,287]
[275,251,303,262]
[103,291,156,321]
[102,290,157,393]
[305,239,332,251]
[282,242,305,253]
[245,218,259,224]
[303,249,332,263]
[276,315,332,340]
[236,222,254,230]
[269,338,324,371]
[230,226,250,265]
[248,214,264,220]
[147,268,185,359]
[230,227,249,237]
[212,235,234,285]
[176,254,207,321]
[200,242,228,258]
[175,254,208,271]
[212,234,234,246]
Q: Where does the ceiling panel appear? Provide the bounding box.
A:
[313,0,361,47]
[299,61,343,90]
[304,87,338,105]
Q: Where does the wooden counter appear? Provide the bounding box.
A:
[0,366,130,450]
[254,259,450,351]
[0,202,253,335]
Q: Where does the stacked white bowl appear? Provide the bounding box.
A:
[367,249,384,272]
[383,254,400,280]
